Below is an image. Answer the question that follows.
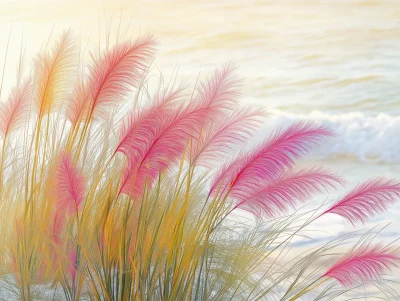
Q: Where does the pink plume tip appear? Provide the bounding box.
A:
[323,178,400,225]
[191,106,268,167]
[55,152,86,217]
[234,167,344,218]
[210,122,334,198]
[0,78,32,138]
[195,62,240,110]
[89,36,157,117]
[323,244,400,287]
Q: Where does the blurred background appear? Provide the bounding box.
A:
[0,0,399,298]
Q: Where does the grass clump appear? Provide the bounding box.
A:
[0,30,399,300]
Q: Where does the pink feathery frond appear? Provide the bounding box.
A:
[323,244,400,287]
[0,78,32,138]
[323,178,400,225]
[115,86,185,157]
[210,122,334,199]
[118,66,242,198]
[118,107,205,197]
[191,106,268,167]
[66,76,90,126]
[55,152,86,217]
[195,63,240,110]
[88,36,156,117]
[34,30,77,117]
[234,167,344,218]
[118,97,224,198]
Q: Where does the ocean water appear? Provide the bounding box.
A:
[0,0,399,299]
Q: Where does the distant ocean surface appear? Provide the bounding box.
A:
[0,0,399,298]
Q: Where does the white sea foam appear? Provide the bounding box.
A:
[263,110,400,164]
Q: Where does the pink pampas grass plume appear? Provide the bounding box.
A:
[323,244,400,287]
[323,178,400,225]
[0,78,32,138]
[233,167,344,218]
[210,122,334,200]
[55,152,86,217]
[88,36,156,117]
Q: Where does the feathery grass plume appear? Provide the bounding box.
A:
[118,102,215,198]
[51,152,85,299]
[190,106,268,166]
[118,65,240,198]
[1,30,400,301]
[55,152,86,216]
[322,244,400,287]
[66,76,90,127]
[233,167,344,218]
[210,122,333,200]
[115,86,185,157]
[88,35,156,118]
[0,78,32,138]
[194,62,240,110]
[0,77,32,189]
[322,178,400,225]
[34,30,77,117]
